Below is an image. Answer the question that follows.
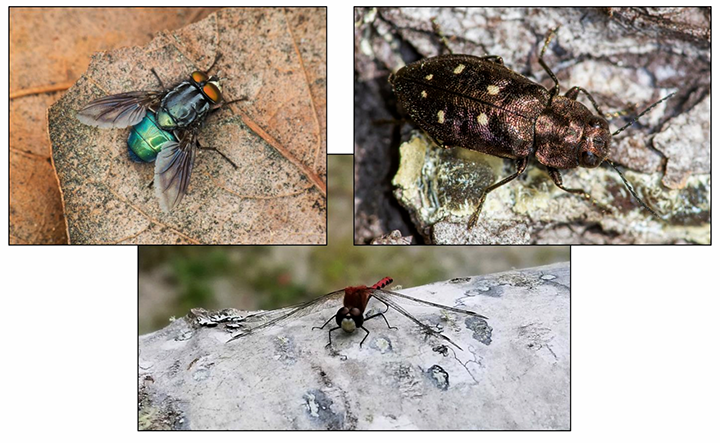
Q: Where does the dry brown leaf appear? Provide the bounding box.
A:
[49,8,327,244]
[10,8,218,244]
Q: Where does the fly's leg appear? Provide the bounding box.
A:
[150,68,166,90]
[207,53,222,73]
[197,143,238,169]
[468,157,529,229]
[223,96,248,106]
[547,167,611,215]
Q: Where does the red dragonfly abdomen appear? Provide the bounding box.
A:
[372,277,393,289]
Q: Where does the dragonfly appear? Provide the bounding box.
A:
[226,277,488,350]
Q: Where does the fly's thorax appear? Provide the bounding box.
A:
[157,81,213,129]
[127,112,176,162]
[534,96,609,169]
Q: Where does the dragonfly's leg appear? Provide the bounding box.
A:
[364,312,398,330]
[312,314,335,331]
[370,298,392,316]
[326,326,340,347]
[359,326,372,348]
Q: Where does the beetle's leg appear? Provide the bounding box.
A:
[427,134,452,150]
[364,312,398,331]
[431,17,454,54]
[480,55,504,65]
[566,86,604,117]
[538,27,561,98]
[312,314,336,332]
[150,68,166,90]
[605,160,662,219]
[197,143,238,169]
[547,167,611,215]
[467,157,529,229]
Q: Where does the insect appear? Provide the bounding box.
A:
[227,277,488,349]
[389,26,674,229]
[76,56,239,212]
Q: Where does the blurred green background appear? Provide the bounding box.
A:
[139,156,569,334]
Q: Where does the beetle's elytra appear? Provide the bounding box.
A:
[389,28,672,228]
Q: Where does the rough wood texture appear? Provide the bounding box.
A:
[139,262,569,430]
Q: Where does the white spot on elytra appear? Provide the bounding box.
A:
[425,74,433,80]
[421,90,427,98]
[437,110,445,124]
[477,113,488,125]
[487,84,500,95]
[453,64,466,74]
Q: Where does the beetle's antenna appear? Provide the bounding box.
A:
[611,92,675,137]
[605,160,662,219]
[431,17,454,54]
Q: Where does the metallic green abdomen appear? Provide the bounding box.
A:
[127,112,176,162]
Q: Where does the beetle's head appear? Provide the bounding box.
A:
[335,307,363,333]
[578,115,610,168]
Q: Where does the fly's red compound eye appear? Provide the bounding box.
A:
[191,71,208,83]
[203,83,222,104]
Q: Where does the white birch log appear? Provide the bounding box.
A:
[139,262,569,430]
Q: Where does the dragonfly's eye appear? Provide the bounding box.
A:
[191,71,208,83]
[335,307,349,326]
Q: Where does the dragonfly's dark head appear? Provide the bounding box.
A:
[336,307,363,333]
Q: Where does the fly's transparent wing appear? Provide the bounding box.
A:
[153,135,196,212]
[76,91,162,128]
[370,288,487,350]
[226,289,345,343]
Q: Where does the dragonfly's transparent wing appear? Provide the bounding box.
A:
[376,288,487,319]
[226,289,345,343]
[370,288,487,350]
